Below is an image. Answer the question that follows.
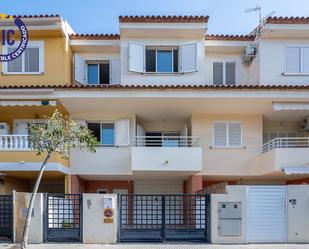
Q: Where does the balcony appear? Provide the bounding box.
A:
[261,137,309,173]
[0,135,30,150]
[131,136,203,173]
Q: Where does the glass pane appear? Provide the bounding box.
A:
[7,47,22,72]
[157,50,173,73]
[146,50,156,72]
[87,123,101,143]
[101,123,114,146]
[87,64,99,84]
[99,63,109,84]
[25,47,39,72]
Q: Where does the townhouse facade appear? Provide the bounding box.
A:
[1,14,309,243]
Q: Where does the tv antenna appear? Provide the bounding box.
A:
[245,5,275,41]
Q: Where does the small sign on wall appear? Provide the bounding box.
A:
[21,208,34,219]
[103,197,113,209]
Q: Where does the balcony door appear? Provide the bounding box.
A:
[145,132,180,147]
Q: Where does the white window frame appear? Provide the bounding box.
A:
[87,121,115,147]
[2,41,44,74]
[86,61,110,85]
[212,60,237,85]
[213,121,243,148]
[97,189,108,194]
[284,45,309,75]
[145,47,178,74]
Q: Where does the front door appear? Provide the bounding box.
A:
[247,186,287,243]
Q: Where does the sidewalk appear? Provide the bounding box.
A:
[1,244,309,249]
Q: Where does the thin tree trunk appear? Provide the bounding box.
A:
[20,153,51,249]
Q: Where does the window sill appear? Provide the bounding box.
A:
[281,73,309,76]
[2,72,44,75]
[210,146,246,149]
[143,72,182,76]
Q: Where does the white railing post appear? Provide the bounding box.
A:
[0,135,30,150]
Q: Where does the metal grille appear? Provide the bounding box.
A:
[119,194,210,242]
[0,195,12,240]
[45,194,82,242]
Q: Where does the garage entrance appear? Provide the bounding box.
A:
[119,194,210,242]
[247,186,287,243]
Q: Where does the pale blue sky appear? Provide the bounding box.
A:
[0,0,308,35]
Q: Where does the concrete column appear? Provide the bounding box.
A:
[83,194,117,243]
[71,175,85,194]
[14,192,43,243]
[184,175,203,194]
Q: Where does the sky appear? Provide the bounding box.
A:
[0,0,308,35]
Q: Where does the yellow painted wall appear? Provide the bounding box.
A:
[0,36,72,86]
[0,176,29,194]
[0,151,69,166]
[192,114,263,176]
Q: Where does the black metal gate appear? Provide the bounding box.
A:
[0,195,13,241]
[119,194,210,242]
[44,193,82,242]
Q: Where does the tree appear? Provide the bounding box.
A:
[20,110,98,249]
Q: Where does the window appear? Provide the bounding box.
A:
[129,42,196,74]
[97,189,108,194]
[213,121,242,147]
[286,46,309,74]
[145,48,178,73]
[4,41,44,74]
[213,61,236,85]
[88,123,114,146]
[87,62,109,84]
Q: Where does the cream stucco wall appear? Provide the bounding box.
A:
[83,194,117,244]
[287,185,309,243]
[259,38,309,85]
[211,185,247,244]
[191,114,263,176]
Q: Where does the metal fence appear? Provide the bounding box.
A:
[44,193,82,242]
[133,136,201,147]
[119,194,210,242]
[262,137,309,153]
[0,195,13,240]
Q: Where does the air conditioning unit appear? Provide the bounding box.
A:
[0,123,10,135]
[300,116,309,131]
[242,44,257,63]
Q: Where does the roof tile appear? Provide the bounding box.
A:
[266,16,309,24]
[119,15,209,23]
[70,34,120,40]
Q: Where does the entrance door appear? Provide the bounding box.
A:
[247,186,287,243]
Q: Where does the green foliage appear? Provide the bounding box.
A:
[27,110,98,159]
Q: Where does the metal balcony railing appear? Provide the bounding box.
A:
[262,137,309,153]
[0,135,31,150]
[133,136,201,147]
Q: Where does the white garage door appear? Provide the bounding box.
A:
[247,186,287,243]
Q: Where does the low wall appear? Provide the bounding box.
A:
[14,192,43,243]
[287,185,309,243]
[211,185,247,244]
[82,194,117,244]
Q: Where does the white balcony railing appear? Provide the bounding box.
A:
[0,135,31,150]
[262,137,309,153]
[133,136,201,147]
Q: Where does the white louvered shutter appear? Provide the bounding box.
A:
[213,62,223,85]
[286,47,300,74]
[225,62,236,85]
[74,53,86,84]
[213,122,227,147]
[7,47,22,73]
[128,42,145,73]
[180,43,197,73]
[25,47,40,72]
[303,47,309,73]
[228,122,242,147]
[115,119,130,146]
[110,59,121,84]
